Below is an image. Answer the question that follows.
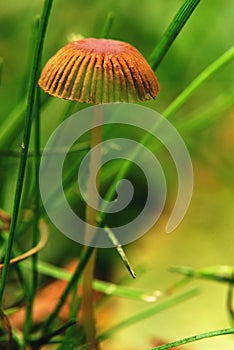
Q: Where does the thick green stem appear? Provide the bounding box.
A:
[149,0,201,71]
[0,0,54,305]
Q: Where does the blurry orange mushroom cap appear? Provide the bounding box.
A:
[38,38,160,104]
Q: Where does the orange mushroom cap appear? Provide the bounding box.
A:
[39,38,160,104]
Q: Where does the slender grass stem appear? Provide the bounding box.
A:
[31,320,77,348]
[151,328,234,350]
[163,45,234,118]
[0,0,54,305]
[23,18,41,343]
[149,0,201,71]
[42,246,94,334]
[23,85,41,342]
[99,12,115,38]
[63,292,81,348]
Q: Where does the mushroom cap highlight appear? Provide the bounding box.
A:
[39,38,160,104]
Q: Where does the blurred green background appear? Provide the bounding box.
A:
[0,0,234,349]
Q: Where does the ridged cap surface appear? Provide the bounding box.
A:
[39,38,160,104]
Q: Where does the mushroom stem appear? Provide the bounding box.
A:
[82,107,102,349]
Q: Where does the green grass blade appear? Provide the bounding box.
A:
[93,280,161,302]
[164,46,234,118]
[30,320,77,348]
[104,226,136,278]
[99,12,115,38]
[28,260,161,302]
[151,328,234,350]
[24,79,42,345]
[170,265,234,283]
[98,288,199,341]
[42,247,94,335]
[0,0,54,306]
[149,0,201,71]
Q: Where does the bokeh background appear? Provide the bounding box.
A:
[0,0,234,349]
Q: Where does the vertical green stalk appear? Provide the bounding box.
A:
[23,85,41,342]
[149,0,201,70]
[99,12,115,38]
[0,0,54,305]
[61,297,81,349]
[42,246,94,333]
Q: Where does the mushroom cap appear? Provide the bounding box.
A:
[38,38,160,104]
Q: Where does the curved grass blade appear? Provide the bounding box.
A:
[151,328,234,350]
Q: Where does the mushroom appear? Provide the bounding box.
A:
[38,38,160,349]
[38,38,160,104]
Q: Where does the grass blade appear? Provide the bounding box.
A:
[149,0,201,71]
[163,45,234,118]
[34,260,160,302]
[99,12,115,38]
[42,247,94,334]
[104,226,136,278]
[23,55,42,342]
[151,328,234,350]
[170,265,234,283]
